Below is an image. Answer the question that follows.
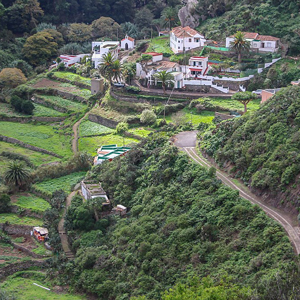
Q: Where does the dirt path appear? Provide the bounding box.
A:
[173,131,300,255]
[58,191,77,259]
[72,111,90,153]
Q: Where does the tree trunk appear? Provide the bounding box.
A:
[238,52,241,63]
[162,83,166,94]
[244,102,247,114]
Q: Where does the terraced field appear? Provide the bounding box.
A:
[0,122,73,158]
[53,71,91,86]
[0,214,43,226]
[79,120,114,137]
[12,193,51,213]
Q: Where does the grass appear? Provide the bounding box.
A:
[79,134,139,156]
[1,277,87,300]
[32,171,86,196]
[53,71,91,86]
[0,122,73,158]
[0,141,60,166]
[182,108,215,124]
[57,82,91,99]
[33,104,67,117]
[31,239,52,256]
[14,194,51,213]
[0,213,43,226]
[38,95,88,113]
[89,105,132,122]
[79,120,114,137]
[147,36,173,54]
[128,127,154,138]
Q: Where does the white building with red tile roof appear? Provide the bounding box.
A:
[170,26,206,54]
[226,32,280,52]
[120,35,135,50]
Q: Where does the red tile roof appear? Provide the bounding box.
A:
[143,52,163,56]
[257,35,280,41]
[122,36,134,42]
[172,26,204,38]
[229,32,258,39]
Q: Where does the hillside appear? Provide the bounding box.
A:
[193,0,300,54]
[60,134,298,299]
[201,85,300,214]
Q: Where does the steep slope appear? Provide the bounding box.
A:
[63,134,298,299]
[201,85,300,213]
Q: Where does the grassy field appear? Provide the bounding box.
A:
[128,127,154,138]
[147,36,172,54]
[79,134,139,155]
[79,120,114,137]
[1,276,86,300]
[182,108,215,124]
[0,122,73,158]
[53,71,91,86]
[0,213,43,226]
[33,171,86,196]
[38,95,88,113]
[33,104,67,117]
[0,141,60,166]
[89,105,132,122]
[13,194,50,213]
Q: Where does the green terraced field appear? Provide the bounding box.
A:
[33,104,67,117]
[33,171,86,196]
[38,95,88,113]
[0,213,43,226]
[79,134,139,156]
[13,194,51,213]
[79,120,114,137]
[53,72,91,86]
[128,127,154,138]
[0,122,73,158]
[0,141,60,166]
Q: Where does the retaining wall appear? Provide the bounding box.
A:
[0,260,48,280]
[0,135,62,158]
[51,74,91,89]
[0,223,32,235]
[88,114,118,128]
[10,241,46,259]
[35,89,88,104]
[0,115,67,123]
[10,205,44,219]
[32,96,69,113]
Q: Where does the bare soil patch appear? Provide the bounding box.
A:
[32,78,60,89]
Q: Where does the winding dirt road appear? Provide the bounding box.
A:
[174,132,300,255]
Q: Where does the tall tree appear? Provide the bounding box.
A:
[230,31,250,63]
[161,7,178,30]
[153,70,174,94]
[4,161,30,188]
[231,91,255,113]
[0,68,26,90]
[99,52,122,84]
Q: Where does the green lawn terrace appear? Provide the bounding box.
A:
[79,119,114,137]
[0,122,73,158]
[0,213,43,226]
[52,71,91,86]
[11,193,51,213]
[94,144,131,165]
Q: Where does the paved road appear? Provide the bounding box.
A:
[174,132,300,255]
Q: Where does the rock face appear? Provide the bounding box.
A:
[178,0,200,28]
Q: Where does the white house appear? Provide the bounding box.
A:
[120,35,135,50]
[188,56,209,77]
[59,54,90,67]
[170,26,206,54]
[143,52,163,63]
[225,32,280,53]
[92,41,119,68]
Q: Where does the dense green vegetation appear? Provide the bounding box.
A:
[201,85,300,211]
[62,135,298,299]
[0,213,42,226]
[79,120,114,137]
[13,194,51,212]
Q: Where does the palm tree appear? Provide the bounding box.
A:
[230,31,250,63]
[111,60,123,83]
[4,161,30,188]
[98,52,120,84]
[153,70,174,94]
[161,7,178,31]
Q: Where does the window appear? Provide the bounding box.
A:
[253,43,257,47]
[189,38,192,42]
[178,46,180,49]
[178,40,180,43]
[267,42,272,48]
[194,38,199,43]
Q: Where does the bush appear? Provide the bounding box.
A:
[125,85,140,94]
[10,95,23,112]
[22,101,34,115]
[10,95,34,115]
[0,194,11,213]
[140,109,157,125]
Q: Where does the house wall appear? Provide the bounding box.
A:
[261,90,274,103]
[121,39,134,49]
[170,33,206,54]
[152,55,163,63]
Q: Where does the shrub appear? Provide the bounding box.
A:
[0,194,11,213]
[125,85,140,94]
[10,95,23,112]
[140,109,157,125]
[22,100,34,115]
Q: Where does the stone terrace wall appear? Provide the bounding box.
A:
[51,74,91,89]
[0,223,32,235]
[35,89,88,104]
[0,135,62,158]
[0,115,67,123]
[88,114,118,128]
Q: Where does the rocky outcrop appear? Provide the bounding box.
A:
[178,0,200,28]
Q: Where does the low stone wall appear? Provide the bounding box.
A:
[0,135,62,158]
[11,241,46,259]
[123,131,143,141]
[213,79,249,91]
[0,260,48,280]
[0,223,32,235]
[35,89,88,104]
[0,115,67,123]
[88,114,118,128]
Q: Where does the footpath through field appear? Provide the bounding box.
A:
[173,131,300,255]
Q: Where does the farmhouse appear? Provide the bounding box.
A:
[94,145,130,165]
[33,227,48,242]
[188,56,209,77]
[170,26,206,54]
[120,35,135,50]
[92,41,119,68]
[59,54,90,67]
[261,88,281,103]
[226,32,280,53]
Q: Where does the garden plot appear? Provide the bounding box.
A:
[0,141,60,166]
[79,134,139,156]
[11,193,50,213]
[0,213,42,226]
[79,120,114,137]
[0,122,73,158]
[32,171,86,197]
[37,95,88,113]
[0,243,31,267]
[128,127,154,138]
[32,78,91,99]
[53,71,91,86]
